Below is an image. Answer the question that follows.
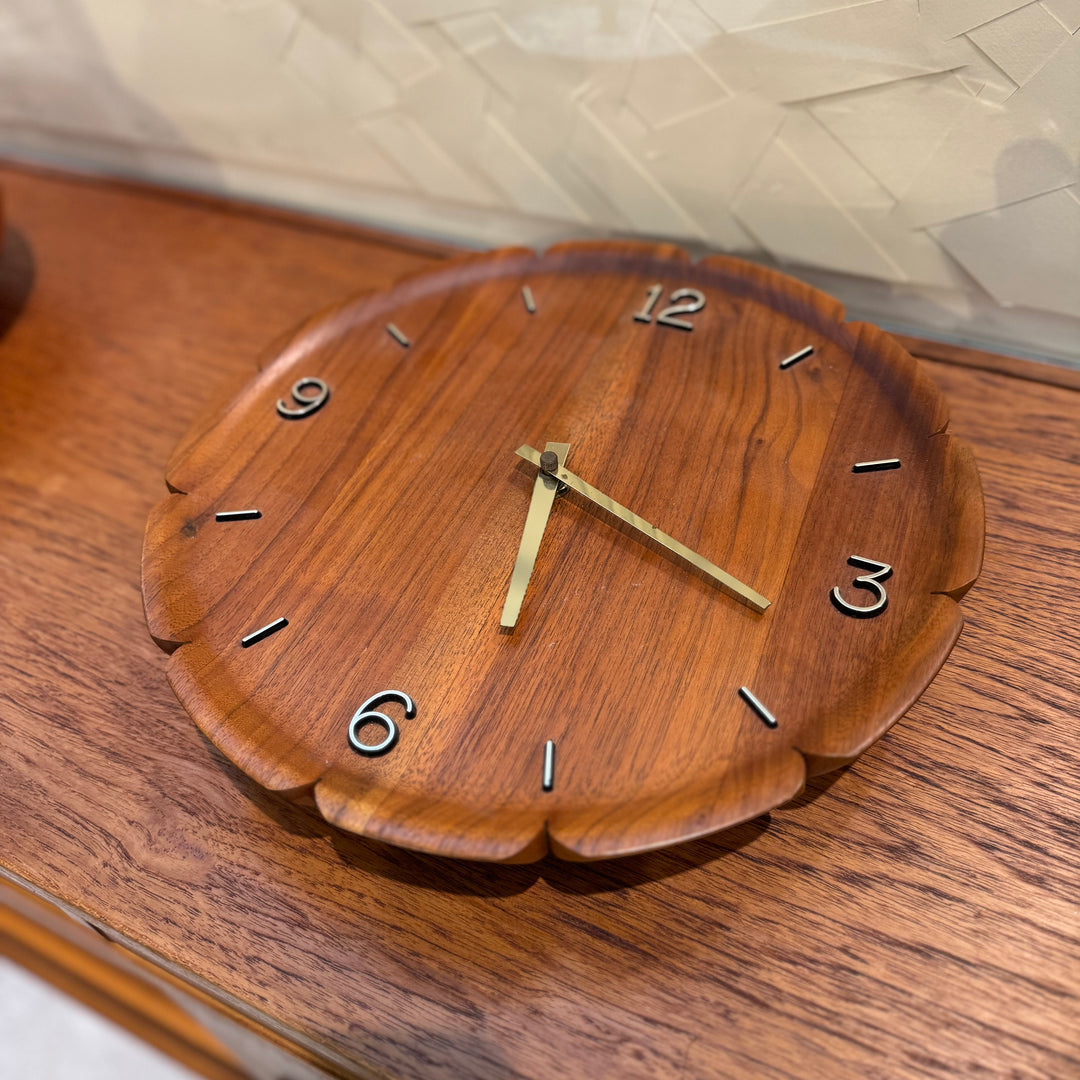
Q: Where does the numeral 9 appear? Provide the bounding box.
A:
[276,377,329,419]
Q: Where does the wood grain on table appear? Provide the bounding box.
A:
[0,161,1076,1080]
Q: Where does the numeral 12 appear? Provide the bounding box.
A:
[633,285,706,331]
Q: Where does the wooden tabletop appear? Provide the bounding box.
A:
[0,161,1076,1080]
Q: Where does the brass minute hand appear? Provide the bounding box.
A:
[515,445,770,613]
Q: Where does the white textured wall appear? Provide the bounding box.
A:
[0,1,1077,360]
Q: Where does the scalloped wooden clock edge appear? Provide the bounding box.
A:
[141,241,986,863]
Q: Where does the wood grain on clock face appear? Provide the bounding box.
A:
[142,242,984,862]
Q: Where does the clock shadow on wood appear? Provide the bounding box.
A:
[214,743,779,897]
[202,728,542,895]
[204,720,778,894]
[0,224,36,342]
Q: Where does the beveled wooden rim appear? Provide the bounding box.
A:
[143,242,985,862]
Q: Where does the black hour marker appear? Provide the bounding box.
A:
[215,509,262,522]
[542,739,556,791]
[386,322,410,347]
[241,617,288,648]
[779,345,814,369]
[738,686,778,729]
[853,458,901,473]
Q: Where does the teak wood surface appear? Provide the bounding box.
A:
[141,244,983,863]
[0,161,1076,1079]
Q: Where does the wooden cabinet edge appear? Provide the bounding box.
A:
[0,872,364,1080]
[0,873,247,1080]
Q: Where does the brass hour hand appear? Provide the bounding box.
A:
[501,442,570,629]
[515,445,770,613]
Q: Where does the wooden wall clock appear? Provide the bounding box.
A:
[141,242,984,862]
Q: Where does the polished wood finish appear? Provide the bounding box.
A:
[142,244,983,862]
[0,161,1076,1077]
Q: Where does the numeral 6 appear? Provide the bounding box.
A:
[348,691,416,756]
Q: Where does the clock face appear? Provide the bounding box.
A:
[142,242,984,862]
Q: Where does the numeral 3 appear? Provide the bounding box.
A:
[831,556,892,617]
